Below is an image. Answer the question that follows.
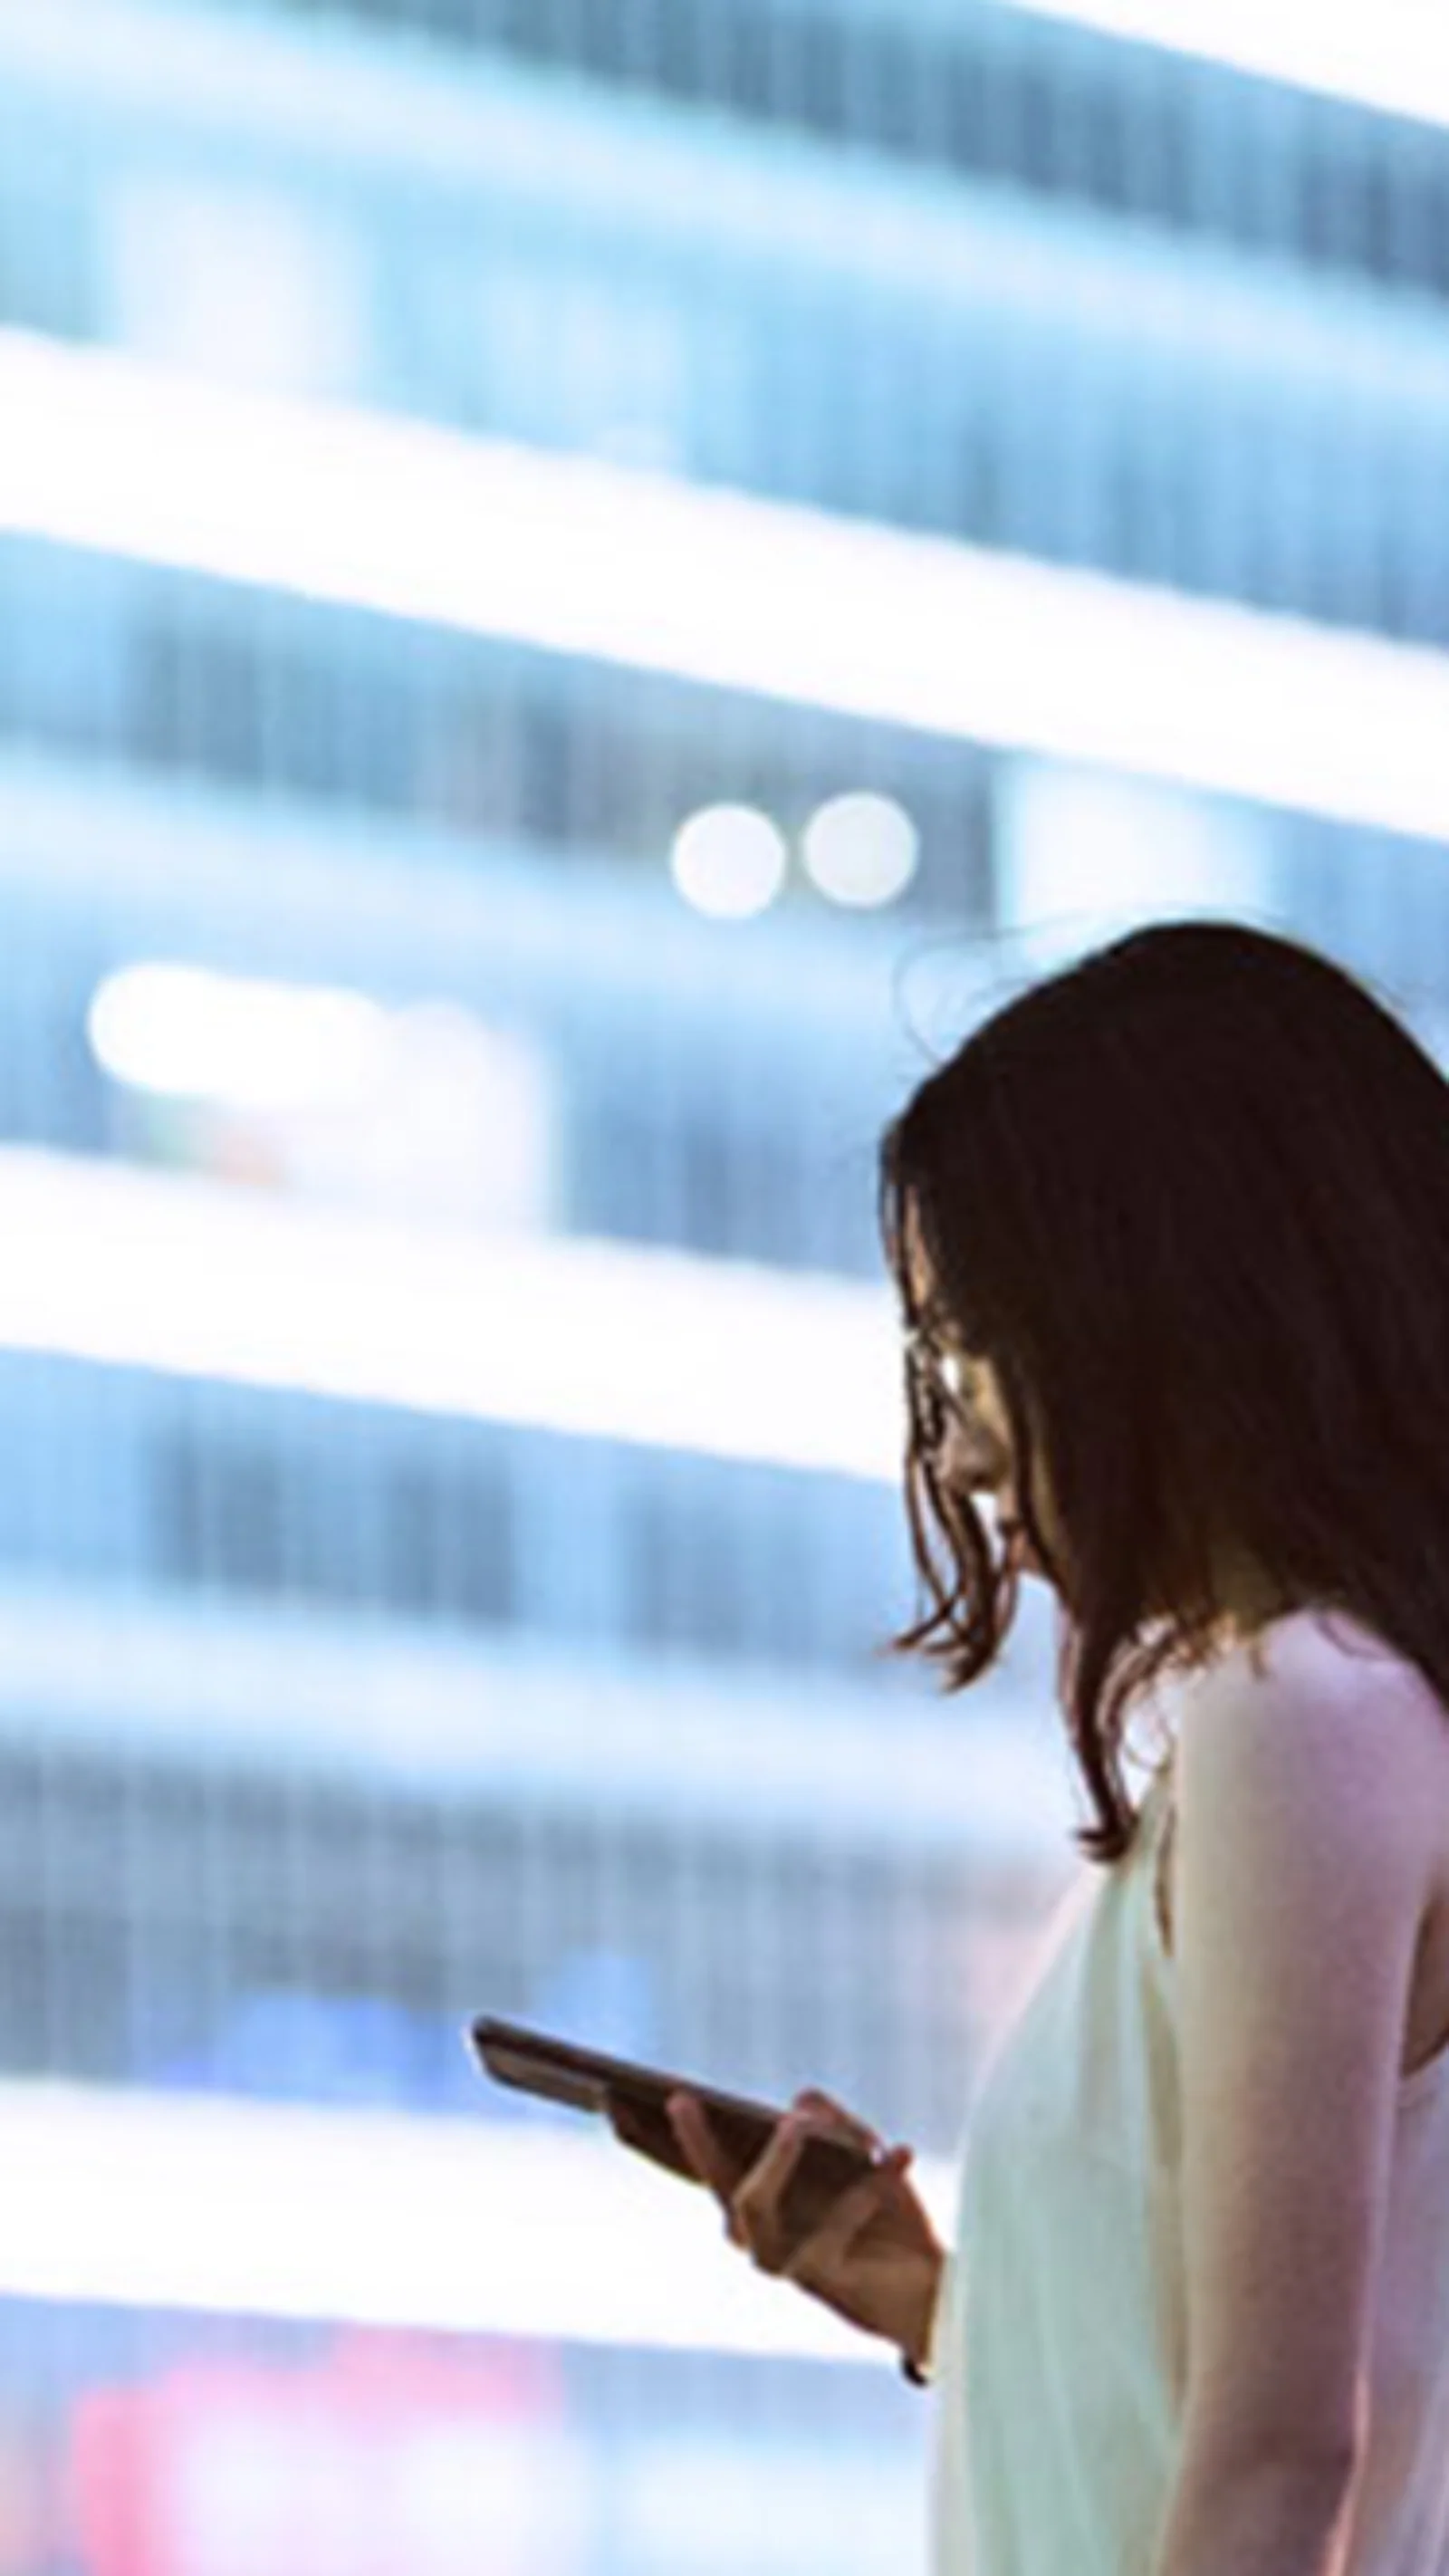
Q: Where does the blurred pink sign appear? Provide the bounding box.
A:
[69,2332,579,2576]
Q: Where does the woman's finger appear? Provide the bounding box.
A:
[777,2146,912,2283]
[667,2093,745,2202]
[731,2112,812,2264]
[793,2090,882,2156]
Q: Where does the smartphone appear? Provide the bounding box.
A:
[469,2014,877,2237]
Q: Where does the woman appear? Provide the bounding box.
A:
[614,918,1449,2574]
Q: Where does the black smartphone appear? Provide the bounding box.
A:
[469,2014,876,2237]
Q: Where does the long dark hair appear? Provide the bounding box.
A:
[878,917,1449,1866]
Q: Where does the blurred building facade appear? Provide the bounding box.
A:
[1,4,1448,2571]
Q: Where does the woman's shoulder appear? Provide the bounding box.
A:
[1240,1602,1440,1722]
[1191,1599,1411,1695]
[1149,1600,1445,1956]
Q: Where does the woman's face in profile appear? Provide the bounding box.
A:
[902,1212,1052,1581]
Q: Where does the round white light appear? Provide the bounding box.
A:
[670,805,788,920]
[801,793,919,908]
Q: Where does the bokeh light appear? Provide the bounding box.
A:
[800,793,919,909]
[669,803,789,918]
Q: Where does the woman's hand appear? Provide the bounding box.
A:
[632,2084,945,2370]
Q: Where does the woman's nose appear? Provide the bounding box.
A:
[940,1421,1004,1492]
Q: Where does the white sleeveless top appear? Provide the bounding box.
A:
[924,1740,1449,2574]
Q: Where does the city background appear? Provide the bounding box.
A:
[1,2,1448,2569]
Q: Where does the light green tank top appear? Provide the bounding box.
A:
[925,1745,1449,2573]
